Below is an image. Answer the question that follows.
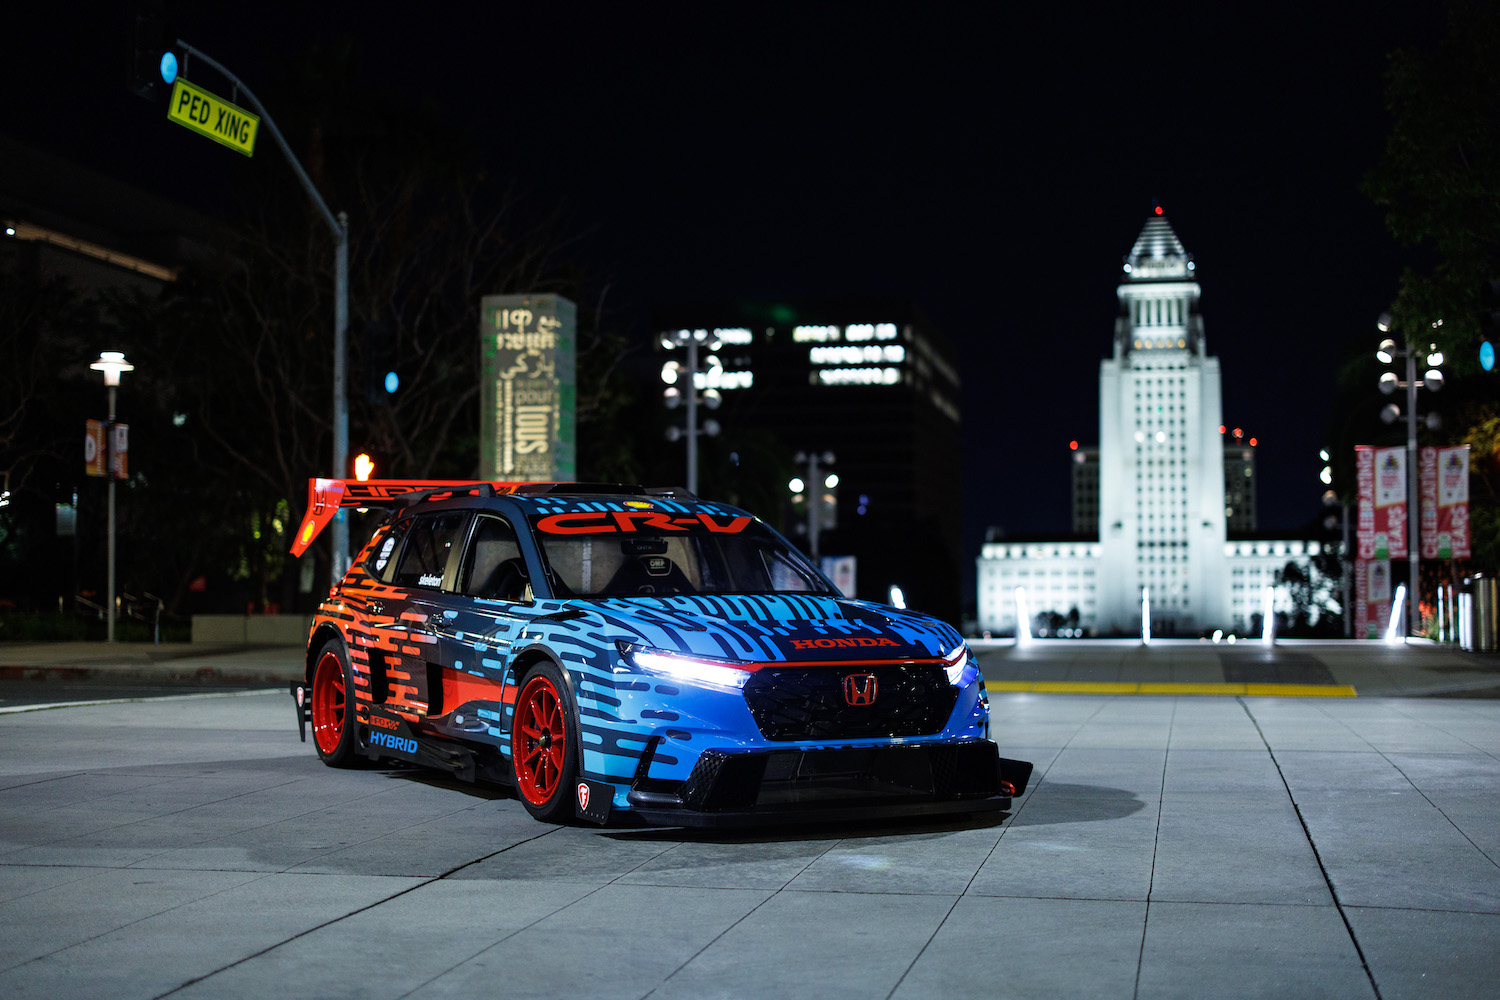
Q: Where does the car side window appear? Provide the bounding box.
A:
[366,521,409,583]
[391,512,471,590]
[763,547,820,593]
[459,516,529,600]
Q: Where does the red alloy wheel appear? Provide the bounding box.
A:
[311,650,347,756]
[513,673,567,806]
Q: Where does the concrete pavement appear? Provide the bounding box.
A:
[975,637,1500,698]
[3,637,1496,699]
[0,641,305,688]
[3,690,1499,997]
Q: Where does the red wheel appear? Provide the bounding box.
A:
[310,640,359,766]
[511,662,578,822]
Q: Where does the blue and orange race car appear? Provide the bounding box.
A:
[289,479,1031,826]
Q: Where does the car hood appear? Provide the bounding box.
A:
[576,594,964,664]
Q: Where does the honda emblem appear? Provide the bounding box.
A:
[843,673,878,706]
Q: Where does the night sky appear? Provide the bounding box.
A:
[3,3,1442,601]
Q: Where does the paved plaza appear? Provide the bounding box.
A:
[2,678,1499,998]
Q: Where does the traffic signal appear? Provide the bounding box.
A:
[128,1,177,101]
[353,453,375,482]
[1481,278,1499,373]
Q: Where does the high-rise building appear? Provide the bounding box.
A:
[1096,213,1227,633]
[1070,446,1099,535]
[979,213,1320,636]
[1223,439,1257,533]
[656,302,963,624]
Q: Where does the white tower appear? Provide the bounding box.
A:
[1096,213,1228,633]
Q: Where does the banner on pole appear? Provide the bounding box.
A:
[1356,445,1407,560]
[85,420,106,477]
[1353,557,1393,639]
[1420,445,1470,560]
[111,423,129,480]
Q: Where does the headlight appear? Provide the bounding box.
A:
[942,645,970,685]
[616,641,756,692]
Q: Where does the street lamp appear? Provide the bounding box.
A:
[1375,313,1445,638]
[790,451,836,560]
[660,329,722,493]
[90,351,133,643]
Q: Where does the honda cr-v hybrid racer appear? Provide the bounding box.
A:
[289,479,1030,826]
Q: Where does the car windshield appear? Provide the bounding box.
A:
[527,511,838,598]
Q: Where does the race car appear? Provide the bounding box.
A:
[288,478,1031,826]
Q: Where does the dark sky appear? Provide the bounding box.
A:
[4,2,1442,597]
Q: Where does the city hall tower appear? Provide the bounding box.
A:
[1096,212,1229,632]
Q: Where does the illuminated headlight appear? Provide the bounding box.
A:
[943,645,971,685]
[616,641,755,691]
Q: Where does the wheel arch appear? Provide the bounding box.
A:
[505,644,574,707]
[306,623,348,684]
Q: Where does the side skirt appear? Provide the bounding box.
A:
[360,713,512,786]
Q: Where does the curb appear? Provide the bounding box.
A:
[0,665,302,687]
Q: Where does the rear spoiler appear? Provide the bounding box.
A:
[289,478,529,557]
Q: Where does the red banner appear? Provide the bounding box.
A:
[1356,446,1407,559]
[84,420,106,477]
[1420,445,1470,559]
[1353,557,1393,639]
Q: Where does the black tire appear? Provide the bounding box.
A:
[309,639,361,767]
[510,660,580,823]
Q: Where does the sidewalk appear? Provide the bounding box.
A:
[3,637,1498,697]
[972,637,1500,698]
[0,642,305,686]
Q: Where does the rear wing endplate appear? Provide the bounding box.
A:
[289,478,527,557]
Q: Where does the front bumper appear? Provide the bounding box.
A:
[624,740,1032,827]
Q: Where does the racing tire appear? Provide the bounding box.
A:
[310,639,361,767]
[511,661,579,823]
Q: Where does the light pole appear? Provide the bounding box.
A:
[173,42,350,575]
[1376,313,1445,637]
[661,330,722,494]
[1320,448,1353,638]
[789,451,836,560]
[90,351,133,644]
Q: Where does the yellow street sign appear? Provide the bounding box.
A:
[166,78,259,156]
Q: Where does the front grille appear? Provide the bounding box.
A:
[742,664,958,741]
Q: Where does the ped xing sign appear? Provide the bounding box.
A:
[167,78,259,156]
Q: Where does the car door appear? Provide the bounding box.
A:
[376,509,472,716]
[408,513,535,734]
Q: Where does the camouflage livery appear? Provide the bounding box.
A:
[291,481,1030,826]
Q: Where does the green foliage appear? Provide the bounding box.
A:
[1363,0,1500,376]
[1363,0,1500,574]
[1463,414,1500,571]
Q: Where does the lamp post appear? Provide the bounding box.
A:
[1320,448,1353,638]
[788,451,836,560]
[661,329,722,494]
[1376,313,1445,638]
[90,351,133,643]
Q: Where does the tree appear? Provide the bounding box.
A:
[1364,0,1500,572]
[151,44,642,610]
[1,44,644,619]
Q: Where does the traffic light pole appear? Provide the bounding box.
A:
[173,41,351,575]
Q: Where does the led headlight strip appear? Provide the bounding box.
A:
[616,641,758,691]
[942,645,970,685]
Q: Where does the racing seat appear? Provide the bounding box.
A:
[478,557,531,602]
[605,555,695,595]
[465,528,529,601]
